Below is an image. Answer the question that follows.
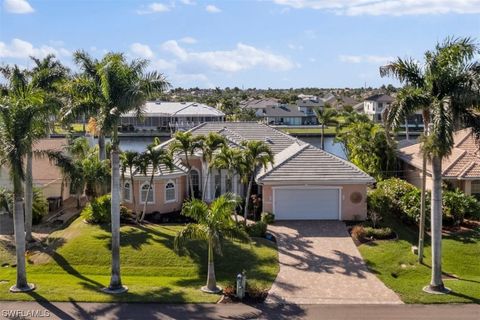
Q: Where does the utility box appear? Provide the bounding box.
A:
[236,272,246,299]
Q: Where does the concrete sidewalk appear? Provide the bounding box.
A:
[0,301,479,320]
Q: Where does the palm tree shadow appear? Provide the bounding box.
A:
[26,291,76,320]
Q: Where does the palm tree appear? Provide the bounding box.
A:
[169,131,203,198]
[198,133,227,200]
[84,52,169,294]
[382,37,480,293]
[314,106,338,150]
[174,193,250,293]
[138,145,173,222]
[1,59,67,242]
[120,151,140,221]
[241,141,274,224]
[0,70,44,292]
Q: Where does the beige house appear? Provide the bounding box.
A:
[0,138,69,201]
[398,128,480,199]
[122,122,375,220]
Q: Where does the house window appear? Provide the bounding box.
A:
[140,182,154,203]
[123,182,131,202]
[165,181,176,202]
[472,181,480,200]
[191,169,201,196]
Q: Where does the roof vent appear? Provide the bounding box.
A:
[265,137,273,144]
[181,102,186,104]
[155,101,161,105]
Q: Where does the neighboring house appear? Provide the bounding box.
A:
[322,93,359,110]
[0,138,69,201]
[120,101,225,132]
[363,93,394,122]
[398,128,480,199]
[240,97,319,125]
[296,95,323,124]
[363,94,424,131]
[257,105,307,125]
[122,122,374,220]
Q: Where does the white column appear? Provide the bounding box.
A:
[464,180,472,195]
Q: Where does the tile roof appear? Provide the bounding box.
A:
[256,142,374,184]
[149,122,374,184]
[260,105,306,118]
[123,101,224,117]
[365,94,394,103]
[398,128,480,179]
[126,158,188,178]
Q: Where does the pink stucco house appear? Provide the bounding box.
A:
[122,122,375,220]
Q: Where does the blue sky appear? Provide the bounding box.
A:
[1,0,479,89]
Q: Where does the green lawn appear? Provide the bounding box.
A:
[358,216,480,303]
[281,126,337,135]
[0,219,278,303]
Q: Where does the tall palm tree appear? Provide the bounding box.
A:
[198,132,227,200]
[211,146,245,222]
[120,151,140,221]
[382,37,480,293]
[169,131,203,198]
[314,106,338,150]
[84,52,169,294]
[0,71,44,292]
[174,193,250,293]
[241,141,274,225]
[138,145,173,222]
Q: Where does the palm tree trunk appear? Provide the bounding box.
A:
[10,178,34,292]
[140,176,154,222]
[418,153,427,263]
[130,170,137,222]
[185,153,194,199]
[76,191,81,209]
[321,124,325,150]
[105,147,127,293]
[203,239,219,292]
[243,174,254,225]
[202,167,210,201]
[418,111,430,263]
[24,151,33,242]
[427,155,447,293]
[82,112,86,136]
[98,133,106,161]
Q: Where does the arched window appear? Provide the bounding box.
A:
[191,169,201,196]
[140,182,154,203]
[123,182,131,201]
[165,181,176,202]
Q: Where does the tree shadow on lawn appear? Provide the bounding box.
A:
[34,238,104,290]
[175,238,278,288]
[95,224,176,251]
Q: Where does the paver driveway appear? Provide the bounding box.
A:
[266,221,402,304]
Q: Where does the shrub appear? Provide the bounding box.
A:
[351,225,365,241]
[443,189,480,224]
[363,226,394,240]
[398,189,431,225]
[32,188,48,225]
[367,188,390,225]
[245,221,267,238]
[82,195,133,224]
[260,212,275,224]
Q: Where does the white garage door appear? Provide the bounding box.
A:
[274,188,340,220]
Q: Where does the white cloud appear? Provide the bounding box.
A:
[180,0,195,4]
[137,2,171,14]
[130,43,154,59]
[179,37,197,44]
[0,38,70,59]
[205,4,221,13]
[272,0,480,15]
[288,43,304,51]
[161,40,295,72]
[339,54,394,64]
[3,0,34,14]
